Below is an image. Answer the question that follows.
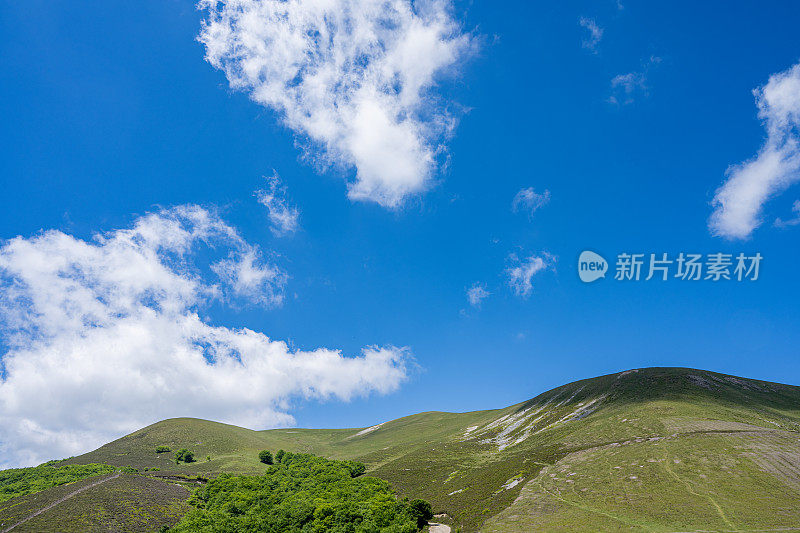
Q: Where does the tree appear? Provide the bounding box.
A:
[175,449,195,463]
[408,498,433,528]
[275,449,285,463]
[258,450,273,464]
[169,453,431,532]
[344,460,365,477]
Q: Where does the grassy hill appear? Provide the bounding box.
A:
[0,473,189,532]
[25,367,800,531]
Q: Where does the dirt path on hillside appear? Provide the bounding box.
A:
[428,523,451,533]
[1,473,121,533]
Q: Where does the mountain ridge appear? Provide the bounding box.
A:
[60,366,800,531]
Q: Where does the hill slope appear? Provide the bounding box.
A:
[70,367,800,531]
[0,473,189,532]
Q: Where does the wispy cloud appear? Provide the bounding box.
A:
[579,17,603,53]
[775,200,800,228]
[0,206,408,467]
[256,173,300,236]
[505,253,555,298]
[198,0,474,208]
[466,283,490,307]
[710,62,800,239]
[608,56,661,105]
[512,187,551,217]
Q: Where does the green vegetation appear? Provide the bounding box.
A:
[174,449,195,464]
[169,453,430,532]
[0,463,116,503]
[67,368,800,531]
[258,450,273,464]
[156,446,171,453]
[407,499,433,529]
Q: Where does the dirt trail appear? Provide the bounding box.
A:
[428,523,451,533]
[1,472,121,533]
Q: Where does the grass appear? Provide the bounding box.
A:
[0,473,190,532]
[54,367,800,531]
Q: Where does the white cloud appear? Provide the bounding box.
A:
[211,247,287,305]
[198,0,474,207]
[255,173,300,236]
[609,72,646,105]
[710,62,800,239]
[466,283,490,307]
[608,56,660,105]
[578,17,603,53]
[512,187,551,217]
[775,199,800,228]
[506,253,555,298]
[0,206,408,468]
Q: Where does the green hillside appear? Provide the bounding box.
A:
[40,368,800,530]
[0,473,189,532]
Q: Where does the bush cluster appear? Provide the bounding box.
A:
[169,452,432,532]
[258,450,273,464]
[175,449,196,464]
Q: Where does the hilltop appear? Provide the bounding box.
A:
[6,367,800,531]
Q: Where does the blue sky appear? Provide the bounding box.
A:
[1,0,800,465]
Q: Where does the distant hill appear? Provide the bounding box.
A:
[27,368,800,531]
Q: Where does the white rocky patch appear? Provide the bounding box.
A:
[352,422,385,437]
[469,387,608,451]
[494,477,524,494]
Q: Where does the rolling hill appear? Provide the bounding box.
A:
[6,367,800,532]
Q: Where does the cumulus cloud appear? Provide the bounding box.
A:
[466,283,490,307]
[198,0,474,207]
[0,206,408,467]
[512,187,550,217]
[710,62,800,239]
[579,17,603,53]
[506,253,555,298]
[256,173,300,236]
[608,56,660,105]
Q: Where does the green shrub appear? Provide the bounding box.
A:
[170,453,430,532]
[344,460,366,477]
[174,449,195,464]
[275,449,285,463]
[155,445,171,453]
[258,450,273,464]
[408,498,434,528]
